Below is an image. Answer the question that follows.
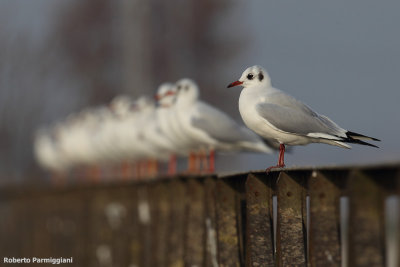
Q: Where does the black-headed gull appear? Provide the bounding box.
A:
[174,78,273,172]
[33,126,71,178]
[228,65,380,171]
[155,83,189,174]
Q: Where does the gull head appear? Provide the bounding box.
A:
[135,96,155,111]
[155,82,177,106]
[175,78,199,104]
[227,65,271,88]
[109,95,133,117]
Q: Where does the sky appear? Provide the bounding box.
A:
[0,0,399,179]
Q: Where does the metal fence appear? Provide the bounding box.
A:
[0,163,399,267]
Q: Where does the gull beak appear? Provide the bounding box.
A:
[165,90,176,97]
[227,80,243,88]
[155,90,175,101]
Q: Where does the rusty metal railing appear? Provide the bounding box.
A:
[0,163,399,266]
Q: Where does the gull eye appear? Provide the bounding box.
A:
[247,73,254,80]
[258,73,264,81]
[177,85,182,90]
[184,85,189,90]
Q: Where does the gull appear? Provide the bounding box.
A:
[155,83,188,174]
[228,65,380,171]
[57,108,107,180]
[174,78,273,172]
[33,126,71,180]
[156,83,201,172]
[129,96,176,177]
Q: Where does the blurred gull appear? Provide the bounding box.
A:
[174,78,273,172]
[126,96,170,177]
[155,83,190,174]
[33,126,71,179]
[228,65,380,172]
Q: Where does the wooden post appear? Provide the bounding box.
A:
[124,186,141,267]
[137,185,153,267]
[166,180,187,267]
[184,179,206,266]
[108,187,135,267]
[152,182,171,267]
[245,173,275,266]
[308,171,341,267]
[215,179,240,266]
[87,187,117,267]
[1,194,35,257]
[32,194,53,258]
[204,177,219,267]
[276,172,307,267]
[347,170,385,267]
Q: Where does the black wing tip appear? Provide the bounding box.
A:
[342,131,380,148]
[363,142,379,148]
[350,138,380,148]
[346,131,381,142]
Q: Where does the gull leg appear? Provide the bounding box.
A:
[266,144,286,173]
[146,159,156,178]
[134,162,140,180]
[193,152,201,174]
[208,149,215,173]
[154,159,159,177]
[168,154,177,175]
[188,152,196,173]
[199,149,208,173]
[278,144,286,167]
[188,152,193,172]
[121,161,130,179]
[139,160,146,179]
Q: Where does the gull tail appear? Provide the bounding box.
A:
[343,131,380,148]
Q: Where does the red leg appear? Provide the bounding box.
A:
[168,154,177,175]
[194,152,201,173]
[147,159,157,177]
[154,160,159,176]
[133,162,139,179]
[121,161,130,179]
[266,144,286,173]
[208,149,215,173]
[278,144,285,166]
[188,152,195,173]
[140,160,147,179]
[198,150,208,173]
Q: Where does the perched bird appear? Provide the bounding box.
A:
[228,65,380,172]
[33,126,71,175]
[174,78,273,172]
[155,83,188,174]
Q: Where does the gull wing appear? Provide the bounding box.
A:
[191,102,259,144]
[255,91,346,139]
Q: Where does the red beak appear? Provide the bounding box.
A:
[165,90,176,97]
[227,80,243,88]
[154,90,175,101]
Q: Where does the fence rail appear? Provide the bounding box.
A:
[0,164,399,266]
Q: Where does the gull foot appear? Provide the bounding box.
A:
[265,164,285,174]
